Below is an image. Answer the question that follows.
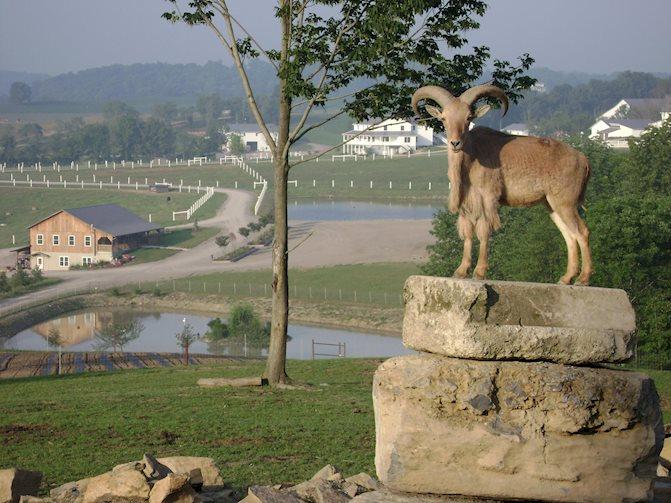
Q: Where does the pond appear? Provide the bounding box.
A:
[288,199,439,221]
[2,309,412,360]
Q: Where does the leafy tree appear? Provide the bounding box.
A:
[10,269,30,289]
[47,327,63,375]
[228,134,245,155]
[0,133,16,164]
[204,317,230,340]
[228,303,270,345]
[94,320,144,352]
[163,0,533,384]
[9,82,31,104]
[102,101,139,121]
[618,118,671,195]
[176,322,200,365]
[152,102,179,123]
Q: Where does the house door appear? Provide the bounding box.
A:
[36,257,43,270]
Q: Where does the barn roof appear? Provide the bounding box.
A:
[29,204,162,236]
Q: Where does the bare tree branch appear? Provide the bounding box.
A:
[213,0,277,152]
[290,109,347,145]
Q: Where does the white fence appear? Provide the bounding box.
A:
[172,187,215,221]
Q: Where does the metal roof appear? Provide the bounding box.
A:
[29,204,161,236]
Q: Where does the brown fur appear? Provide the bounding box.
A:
[413,85,593,285]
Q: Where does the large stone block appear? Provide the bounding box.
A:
[402,276,636,364]
[374,354,663,503]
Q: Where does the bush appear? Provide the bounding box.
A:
[10,269,30,289]
[248,222,261,232]
[31,268,43,282]
[259,213,274,226]
[133,286,143,295]
[152,285,164,297]
[229,303,271,345]
[223,246,255,262]
[110,287,122,297]
[249,227,274,246]
[238,227,250,237]
[215,235,230,247]
[0,272,9,293]
[204,317,230,341]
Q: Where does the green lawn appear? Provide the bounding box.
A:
[160,227,220,249]
[0,188,225,248]
[0,360,379,495]
[0,153,450,204]
[0,277,62,300]
[130,248,178,265]
[131,263,421,307]
[0,360,669,497]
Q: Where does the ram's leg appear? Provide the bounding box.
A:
[473,218,491,280]
[453,213,473,278]
[573,210,593,285]
[549,209,580,285]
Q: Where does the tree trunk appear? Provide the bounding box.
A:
[265,0,292,385]
[265,157,290,384]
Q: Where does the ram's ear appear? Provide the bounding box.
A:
[425,105,443,119]
[473,104,491,118]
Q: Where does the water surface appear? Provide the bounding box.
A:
[3,309,411,360]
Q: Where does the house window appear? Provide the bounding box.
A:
[52,235,60,246]
[68,235,76,246]
[383,136,390,142]
[82,257,92,266]
[36,234,44,245]
[404,137,411,143]
[59,256,69,268]
[400,125,405,131]
[383,126,388,131]
[85,235,92,247]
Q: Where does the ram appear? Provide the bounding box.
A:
[412,84,593,285]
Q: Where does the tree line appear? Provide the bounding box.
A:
[423,121,671,369]
[478,71,671,135]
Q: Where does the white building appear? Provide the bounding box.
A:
[589,96,670,148]
[501,123,529,136]
[341,118,433,155]
[225,123,278,153]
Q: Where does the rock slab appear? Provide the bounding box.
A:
[0,469,42,503]
[402,275,636,364]
[374,354,663,503]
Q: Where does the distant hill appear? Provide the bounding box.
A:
[28,61,277,104]
[0,70,50,95]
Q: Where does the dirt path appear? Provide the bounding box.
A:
[0,188,434,316]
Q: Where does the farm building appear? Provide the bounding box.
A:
[27,204,163,271]
[225,123,279,152]
[341,118,434,155]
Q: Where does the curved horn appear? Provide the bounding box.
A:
[459,84,509,117]
[411,86,455,116]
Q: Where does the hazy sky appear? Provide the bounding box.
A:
[1,0,669,75]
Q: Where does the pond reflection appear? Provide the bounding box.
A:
[4,309,412,360]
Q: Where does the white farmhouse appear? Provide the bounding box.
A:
[341,118,433,155]
[589,96,671,148]
[226,123,278,153]
[501,123,529,136]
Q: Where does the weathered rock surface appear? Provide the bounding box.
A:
[351,489,503,502]
[239,486,303,503]
[153,459,223,490]
[148,474,199,503]
[0,469,42,503]
[82,468,150,503]
[374,354,663,502]
[402,276,636,364]
[50,479,90,503]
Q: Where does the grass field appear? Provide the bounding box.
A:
[0,277,62,300]
[130,263,421,307]
[0,188,225,248]
[0,361,669,497]
[160,227,220,249]
[0,152,450,203]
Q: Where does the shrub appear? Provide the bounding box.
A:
[215,235,230,247]
[0,272,9,292]
[152,285,164,297]
[133,286,143,295]
[238,227,250,237]
[259,213,274,226]
[248,222,261,232]
[31,268,43,282]
[229,303,270,345]
[204,317,230,341]
[223,246,255,262]
[110,287,122,297]
[10,269,30,289]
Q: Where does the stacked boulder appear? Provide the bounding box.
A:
[371,276,664,502]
